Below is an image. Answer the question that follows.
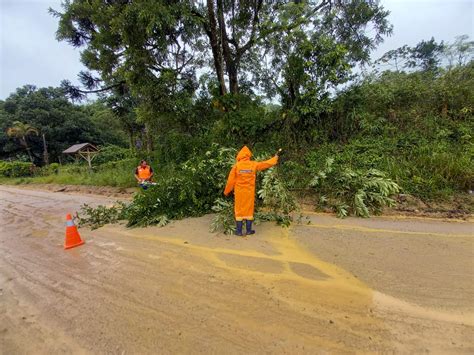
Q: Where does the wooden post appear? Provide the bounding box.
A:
[78,149,98,171]
[88,151,93,169]
[86,152,92,169]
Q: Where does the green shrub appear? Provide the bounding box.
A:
[257,167,300,226]
[99,158,137,173]
[36,162,60,176]
[0,161,34,177]
[277,160,311,190]
[310,157,400,217]
[58,163,88,175]
[211,94,274,146]
[154,131,210,165]
[210,198,236,234]
[49,163,60,173]
[76,202,129,229]
[94,145,135,165]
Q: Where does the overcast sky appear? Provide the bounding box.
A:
[0,0,472,99]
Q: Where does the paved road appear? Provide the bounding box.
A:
[1,186,473,353]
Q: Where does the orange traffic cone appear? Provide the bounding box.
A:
[64,214,84,250]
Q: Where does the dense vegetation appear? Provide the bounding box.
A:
[0,86,128,164]
[1,1,473,227]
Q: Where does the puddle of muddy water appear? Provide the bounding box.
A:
[289,262,329,281]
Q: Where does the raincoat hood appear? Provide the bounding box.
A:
[236,146,252,161]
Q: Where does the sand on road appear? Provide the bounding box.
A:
[0,185,473,353]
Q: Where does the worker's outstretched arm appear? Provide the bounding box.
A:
[256,155,278,171]
[224,166,237,196]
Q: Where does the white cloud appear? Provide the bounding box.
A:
[0,0,86,99]
[374,0,473,58]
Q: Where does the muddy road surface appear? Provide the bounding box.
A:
[1,185,473,354]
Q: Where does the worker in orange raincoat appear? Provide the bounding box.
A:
[224,146,279,236]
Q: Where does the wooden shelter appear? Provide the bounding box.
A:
[63,143,99,169]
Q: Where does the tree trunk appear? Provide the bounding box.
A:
[42,133,49,165]
[216,0,238,94]
[228,63,239,94]
[26,147,34,163]
[20,137,34,163]
[144,123,153,153]
[207,0,227,95]
[199,0,263,96]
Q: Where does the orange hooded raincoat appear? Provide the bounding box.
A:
[224,146,278,221]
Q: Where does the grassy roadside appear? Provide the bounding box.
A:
[0,171,135,187]
[0,159,137,188]
[0,171,136,187]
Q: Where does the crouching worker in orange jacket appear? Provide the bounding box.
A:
[135,160,155,190]
[224,146,279,236]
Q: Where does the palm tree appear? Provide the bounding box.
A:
[7,121,39,163]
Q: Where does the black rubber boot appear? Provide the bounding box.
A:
[235,221,243,236]
[246,220,255,235]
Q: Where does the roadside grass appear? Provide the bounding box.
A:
[0,164,136,188]
[0,158,179,188]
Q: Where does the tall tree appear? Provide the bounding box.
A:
[376,38,447,72]
[253,0,392,132]
[191,0,265,94]
[443,35,474,68]
[192,0,391,97]
[51,1,200,98]
[51,1,203,151]
[7,121,39,162]
[0,86,124,163]
[53,1,391,99]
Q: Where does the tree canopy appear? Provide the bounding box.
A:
[50,1,387,127]
[0,86,127,164]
